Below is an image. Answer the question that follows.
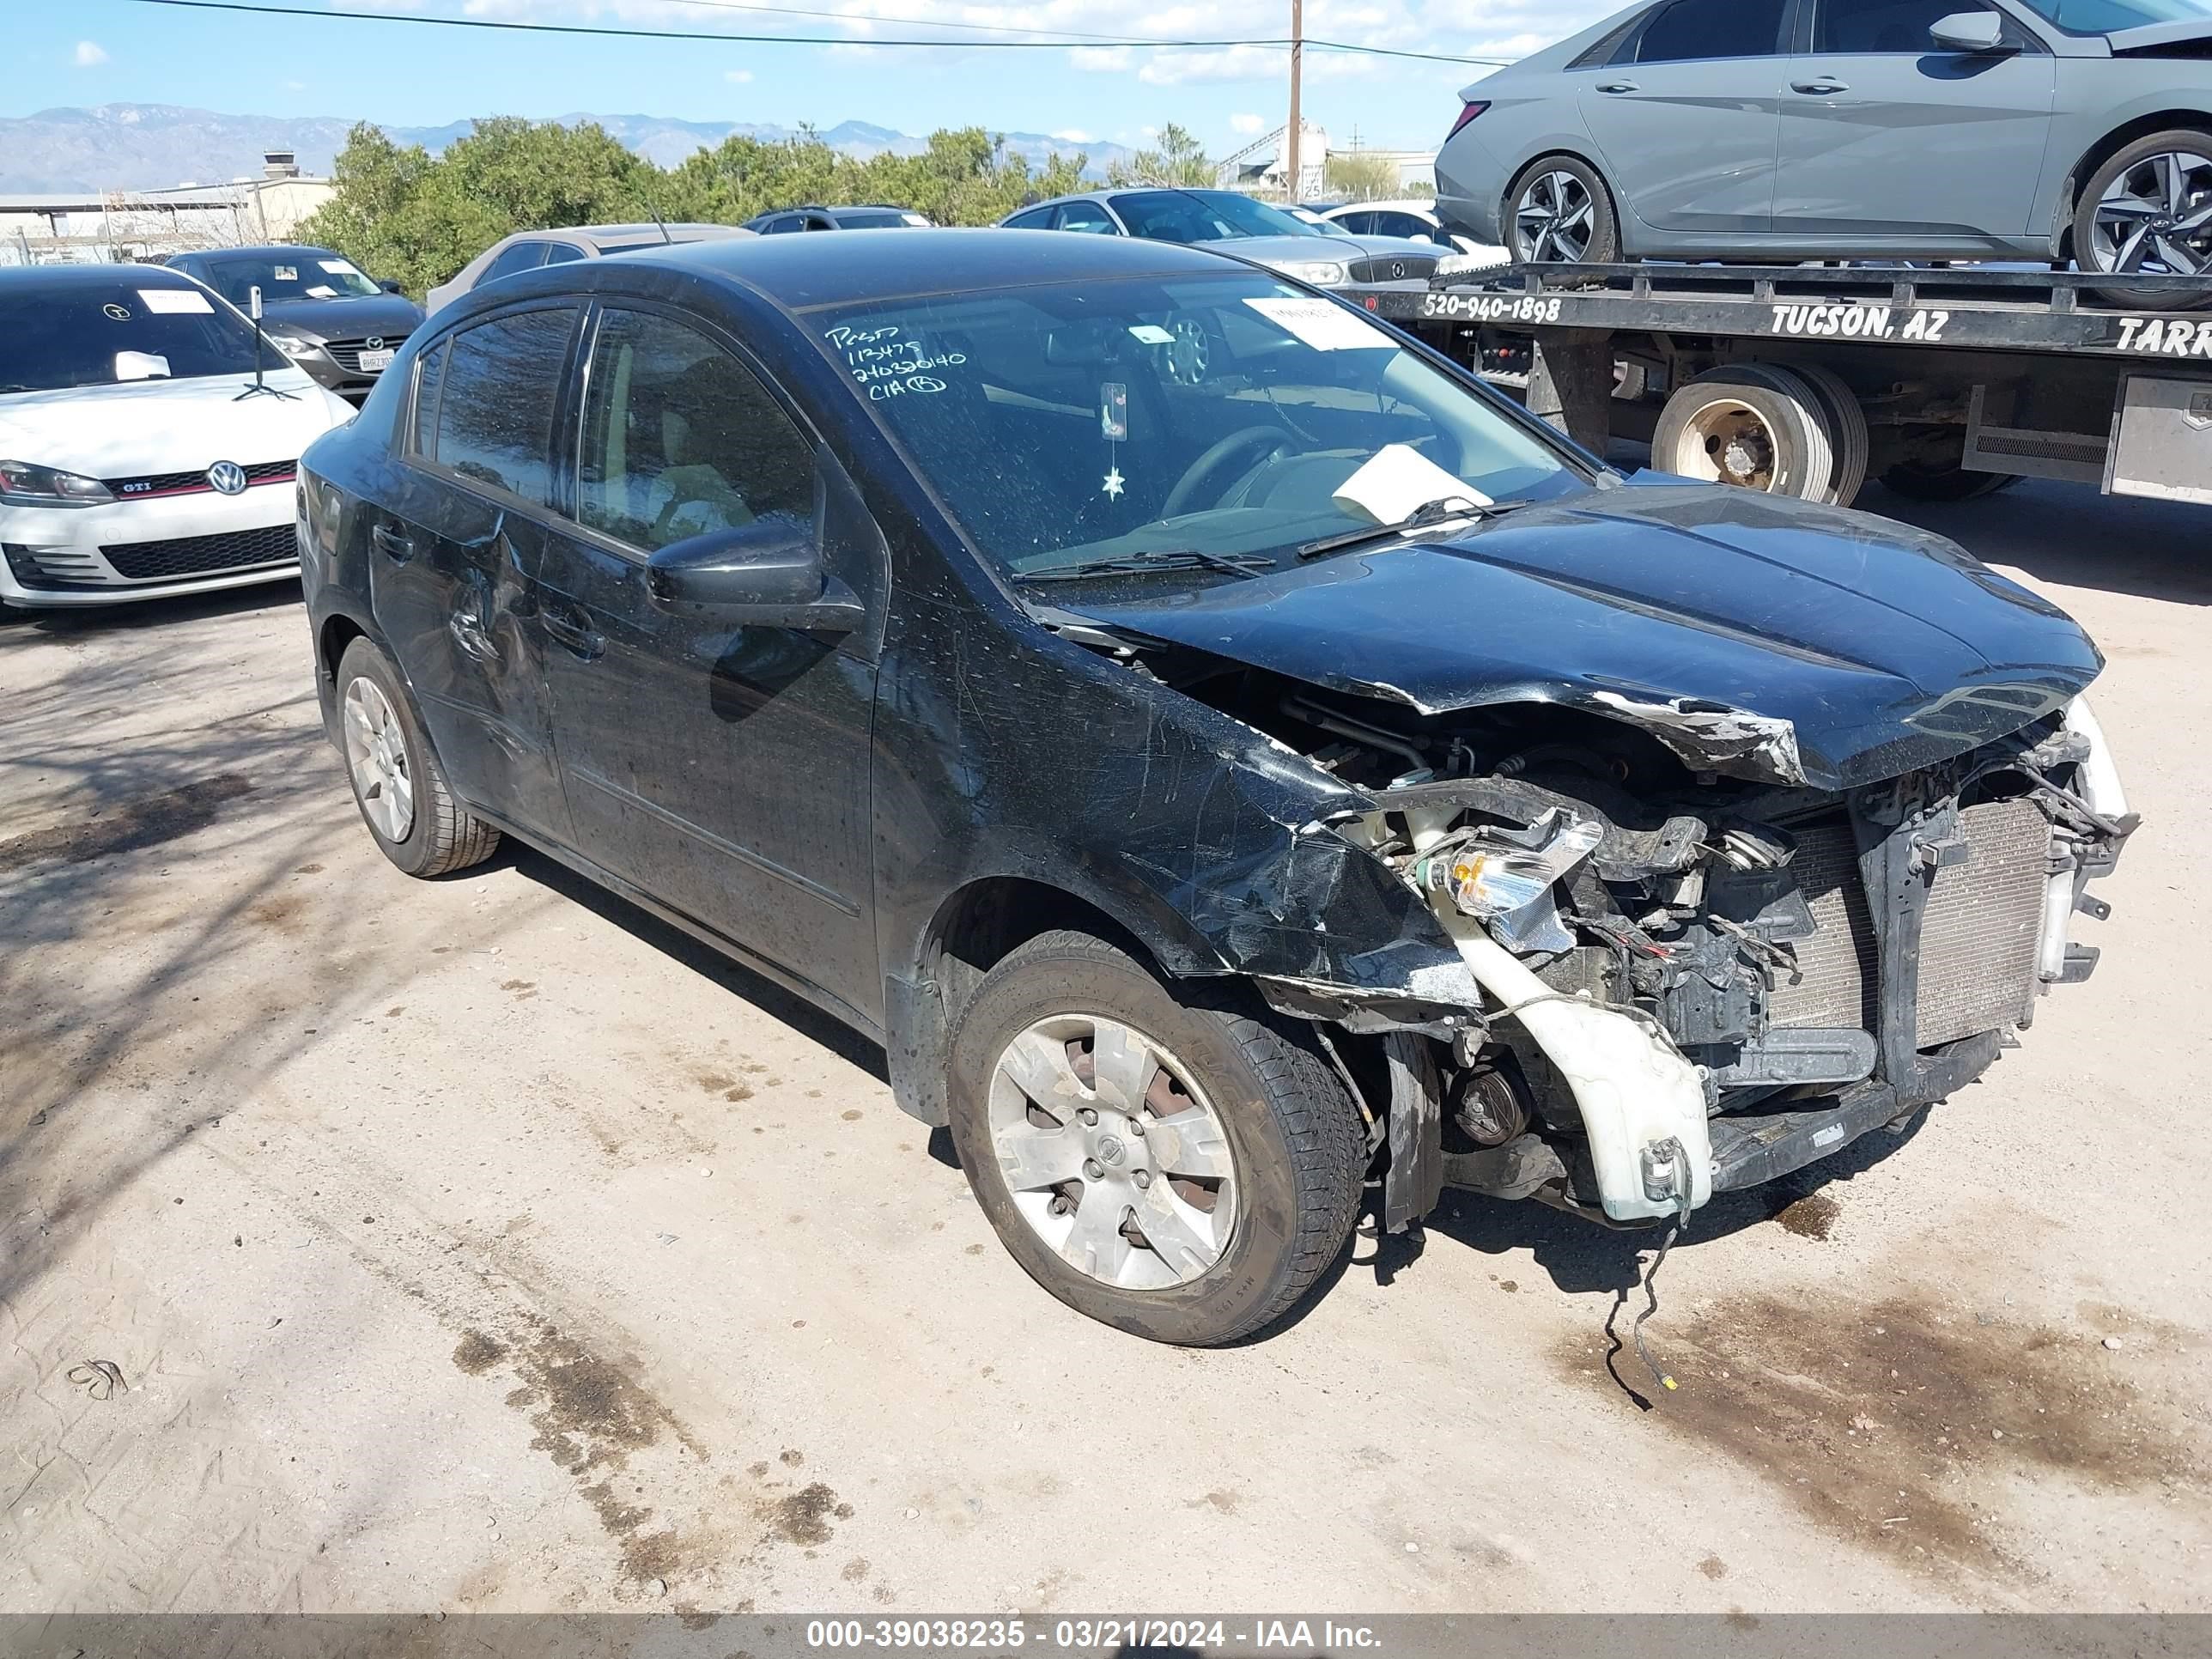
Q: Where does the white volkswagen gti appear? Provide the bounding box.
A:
[0,263,355,611]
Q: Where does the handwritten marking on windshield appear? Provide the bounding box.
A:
[827,322,966,398]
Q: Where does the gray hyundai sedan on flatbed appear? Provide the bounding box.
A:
[1434,0,2212,303]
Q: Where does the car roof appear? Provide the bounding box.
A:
[0,261,205,297]
[500,226,1260,313]
[1327,200,1437,216]
[181,243,344,260]
[501,223,747,248]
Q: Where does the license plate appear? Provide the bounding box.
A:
[359,348,396,373]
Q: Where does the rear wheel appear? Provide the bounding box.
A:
[1789,362,1871,506]
[1506,155,1620,265]
[1650,365,1839,501]
[2075,129,2212,309]
[335,636,501,878]
[945,931,1366,1346]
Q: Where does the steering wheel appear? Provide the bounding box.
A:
[1161,426,1290,520]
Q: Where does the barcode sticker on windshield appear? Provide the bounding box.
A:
[1243,296,1394,350]
[274,265,298,281]
[139,288,213,314]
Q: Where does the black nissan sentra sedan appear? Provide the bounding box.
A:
[297,231,2134,1345]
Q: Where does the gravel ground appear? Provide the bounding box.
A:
[2,477,2207,1616]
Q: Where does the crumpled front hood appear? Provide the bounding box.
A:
[1060,480,2104,791]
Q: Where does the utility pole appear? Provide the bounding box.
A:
[1285,0,1303,201]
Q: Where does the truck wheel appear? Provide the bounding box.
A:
[1790,362,1870,506]
[1506,155,1620,264]
[2075,131,2212,310]
[335,636,501,878]
[1879,460,2021,502]
[1651,365,1836,501]
[945,930,1367,1346]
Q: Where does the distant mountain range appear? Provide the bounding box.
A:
[0,103,1137,193]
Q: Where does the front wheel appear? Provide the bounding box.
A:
[2075,130,2212,310]
[945,931,1367,1346]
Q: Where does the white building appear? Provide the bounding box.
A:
[0,150,336,266]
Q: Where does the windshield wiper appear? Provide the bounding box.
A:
[1013,548,1277,584]
[1297,495,1512,560]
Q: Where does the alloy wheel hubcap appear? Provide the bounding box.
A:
[986,1013,1237,1291]
[1515,171,1595,263]
[2092,149,2212,276]
[343,677,415,842]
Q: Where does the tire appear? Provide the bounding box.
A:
[945,930,1367,1346]
[1879,460,2021,502]
[1650,365,1837,501]
[1505,155,1620,265]
[1789,362,1870,506]
[2073,129,2212,310]
[334,636,501,878]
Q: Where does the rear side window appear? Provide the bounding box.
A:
[542,242,587,265]
[479,240,549,284]
[430,307,578,504]
[1003,207,1054,229]
[410,340,447,457]
[1636,0,1787,59]
[575,307,815,553]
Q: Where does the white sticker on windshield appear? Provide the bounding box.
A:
[1243,295,1394,350]
[139,288,213,314]
[1127,324,1174,344]
[274,264,298,282]
[319,259,362,276]
[114,350,171,380]
[305,285,337,299]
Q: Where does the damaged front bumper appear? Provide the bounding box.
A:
[1275,696,2136,1229]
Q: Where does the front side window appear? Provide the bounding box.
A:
[0,282,262,392]
[1057,201,1120,234]
[813,272,1583,584]
[198,251,380,306]
[428,307,577,504]
[1814,0,2002,49]
[1111,191,1329,244]
[576,308,814,553]
[1637,0,1788,59]
[479,241,550,284]
[1003,207,1054,230]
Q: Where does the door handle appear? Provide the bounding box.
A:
[540,603,604,662]
[1791,78,1849,94]
[371,522,414,562]
[1595,79,1639,93]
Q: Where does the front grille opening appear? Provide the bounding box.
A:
[100,524,300,580]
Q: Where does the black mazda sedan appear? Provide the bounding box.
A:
[298,231,2133,1345]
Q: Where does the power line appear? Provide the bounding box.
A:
[117,0,1516,64]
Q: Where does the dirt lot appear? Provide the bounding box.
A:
[3,477,2208,1617]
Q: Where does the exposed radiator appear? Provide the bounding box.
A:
[1769,800,2049,1048]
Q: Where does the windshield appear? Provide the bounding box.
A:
[198,252,380,305]
[1112,191,1328,244]
[2015,0,2212,28]
[816,271,1584,582]
[0,283,264,393]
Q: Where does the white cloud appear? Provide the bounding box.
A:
[725,67,755,82]
[283,78,307,90]
[1050,127,1093,143]
[74,40,109,66]
[1067,45,1131,71]
[1229,112,1265,135]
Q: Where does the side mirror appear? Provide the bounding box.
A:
[1929,10,2008,52]
[378,278,405,295]
[646,519,865,631]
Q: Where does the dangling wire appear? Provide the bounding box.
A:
[1631,1220,1682,1393]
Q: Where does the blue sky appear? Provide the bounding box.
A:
[20,0,1613,155]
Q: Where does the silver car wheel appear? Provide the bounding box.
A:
[343,676,416,842]
[2090,149,2212,276]
[985,1013,1237,1291]
[1514,170,1595,263]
